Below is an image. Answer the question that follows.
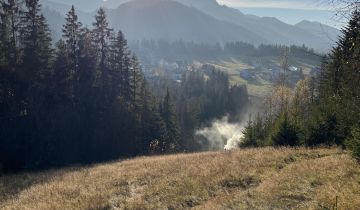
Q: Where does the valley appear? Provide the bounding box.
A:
[1,1,359,209]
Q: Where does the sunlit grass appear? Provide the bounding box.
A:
[1,147,359,210]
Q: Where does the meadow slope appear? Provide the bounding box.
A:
[1,148,359,210]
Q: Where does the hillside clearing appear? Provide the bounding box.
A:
[205,58,318,98]
[1,148,359,210]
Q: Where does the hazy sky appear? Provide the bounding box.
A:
[217,0,329,9]
[217,0,343,28]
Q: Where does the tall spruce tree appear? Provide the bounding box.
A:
[20,0,52,83]
[109,30,131,104]
[78,27,96,97]
[62,5,82,98]
[160,89,180,152]
[270,112,298,147]
[92,7,112,88]
[0,0,22,67]
[52,39,70,100]
[316,9,360,146]
[130,54,143,109]
[339,10,360,126]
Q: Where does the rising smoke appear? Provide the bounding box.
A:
[195,116,245,150]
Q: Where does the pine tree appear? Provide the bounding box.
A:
[240,114,268,148]
[160,89,180,152]
[122,46,131,103]
[241,117,257,148]
[270,112,298,147]
[346,125,360,160]
[92,7,112,88]
[306,111,342,146]
[0,0,22,67]
[52,39,70,100]
[0,2,4,48]
[20,0,52,82]
[138,79,165,154]
[37,14,52,80]
[0,0,20,121]
[62,5,83,96]
[129,54,143,109]
[109,30,130,103]
[339,10,360,127]
[78,27,96,96]
[314,10,360,146]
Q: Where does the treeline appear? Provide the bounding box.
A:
[0,0,180,173]
[148,64,249,150]
[241,10,360,159]
[130,39,320,63]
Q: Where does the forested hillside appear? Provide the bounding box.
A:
[240,10,360,159]
[0,1,161,172]
[0,0,249,173]
[130,40,320,62]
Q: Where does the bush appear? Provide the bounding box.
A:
[241,120,258,148]
[270,113,298,147]
[306,113,344,146]
[346,126,360,160]
[240,115,268,148]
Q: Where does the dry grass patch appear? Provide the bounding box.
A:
[0,148,359,210]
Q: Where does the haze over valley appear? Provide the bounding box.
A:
[40,0,339,99]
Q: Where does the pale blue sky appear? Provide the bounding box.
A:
[217,0,344,28]
[217,0,327,9]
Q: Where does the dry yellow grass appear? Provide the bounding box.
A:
[1,148,359,210]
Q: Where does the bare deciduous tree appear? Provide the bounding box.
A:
[324,0,359,20]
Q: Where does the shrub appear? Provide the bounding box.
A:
[306,113,344,146]
[240,115,268,148]
[270,113,298,147]
[346,126,360,160]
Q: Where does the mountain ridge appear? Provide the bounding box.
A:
[171,0,338,51]
[106,0,268,44]
[41,0,339,52]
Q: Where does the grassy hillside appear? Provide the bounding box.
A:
[1,148,359,210]
[205,57,319,98]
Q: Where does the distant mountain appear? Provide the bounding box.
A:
[295,20,341,45]
[106,0,268,44]
[174,0,339,51]
[41,0,74,14]
[42,6,64,41]
[101,0,130,10]
[41,0,129,12]
[40,0,340,51]
[41,0,93,24]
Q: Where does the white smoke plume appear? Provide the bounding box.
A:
[196,116,245,150]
